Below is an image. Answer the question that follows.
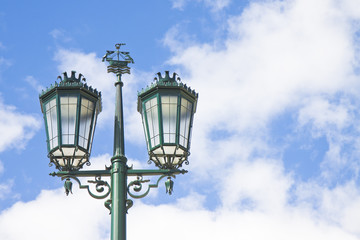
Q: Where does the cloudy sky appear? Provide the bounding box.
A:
[1,0,360,239]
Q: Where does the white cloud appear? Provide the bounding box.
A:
[128,200,359,240]
[162,0,360,237]
[0,186,359,240]
[0,179,14,200]
[298,97,351,134]
[0,97,41,152]
[0,188,110,240]
[220,158,293,212]
[0,160,3,174]
[25,75,45,93]
[0,57,11,69]
[164,0,360,174]
[49,28,72,42]
[171,0,231,11]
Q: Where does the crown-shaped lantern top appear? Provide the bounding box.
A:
[138,71,198,100]
[39,71,101,101]
[58,70,86,83]
[157,71,178,84]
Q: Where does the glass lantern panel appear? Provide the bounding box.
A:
[60,95,78,145]
[62,147,75,156]
[73,158,82,168]
[179,97,193,148]
[88,110,97,154]
[163,145,176,155]
[172,156,181,165]
[142,111,150,151]
[161,96,178,144]
[58,158,66,167]
[44,98,58,150]
[79,97,95,149]
[145,97,160,148]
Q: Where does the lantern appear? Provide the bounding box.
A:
[39,71,102,171]
[137,71,198,169]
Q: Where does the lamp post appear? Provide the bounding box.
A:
[39,43,198,240]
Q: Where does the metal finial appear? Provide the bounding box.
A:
[103,43,134,75]
[157,71,178,83]
[115,43,125,50]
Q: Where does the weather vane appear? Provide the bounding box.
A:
[102,43,134,75]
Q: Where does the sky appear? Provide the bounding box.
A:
[1,0,360,239]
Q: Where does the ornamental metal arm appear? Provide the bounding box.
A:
[127,168,188,176]
[50,169,111,177]
[50,167,187,202]
[49,168,187,178]
[55,174,111,200]
[127,174,179,199]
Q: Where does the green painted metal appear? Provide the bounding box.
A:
[64,178,73,195]
[50,168,187,178]
[103,43,133,240]
[60,175,111,199]
[128,174,174,199]
[127,168,188,176]
[165,177,174,195]
[50,169,111,177]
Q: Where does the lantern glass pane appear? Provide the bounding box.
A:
[161,96,178,143]
[88,110,97,153]
[145,97,160,148]
[141,109,150,150]
[44,98,58,150]
[179,97,193,148]
[60,95,78,145]
[79,97,95,149]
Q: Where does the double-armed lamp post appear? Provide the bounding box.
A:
[38,44,198,240]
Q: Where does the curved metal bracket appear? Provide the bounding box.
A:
[127,174,175,199]
[61,175,111,200]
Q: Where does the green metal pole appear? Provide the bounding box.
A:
[111,73,127,240]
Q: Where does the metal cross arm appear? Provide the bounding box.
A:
[49,167,188,199]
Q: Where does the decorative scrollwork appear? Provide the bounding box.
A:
[60,175,111,199]
[127,175,175,199]
[105,199,112,214]
[126,199,133,212]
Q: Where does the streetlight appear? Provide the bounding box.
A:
[39,43,198,240]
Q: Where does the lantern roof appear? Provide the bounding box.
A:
[39,71,102,112]
[138,71,198,98]
[137,71,198,113]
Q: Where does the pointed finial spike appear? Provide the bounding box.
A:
[71,71,76,79]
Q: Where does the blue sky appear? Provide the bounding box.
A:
[1,0,360,239]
